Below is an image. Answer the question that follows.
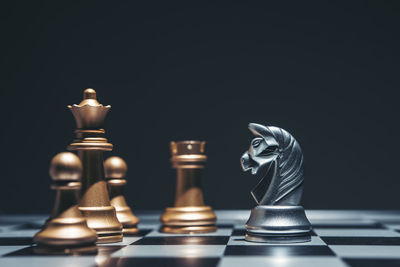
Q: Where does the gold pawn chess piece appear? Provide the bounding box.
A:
[160,141,217,233]
[67,88,123,243]
[33,152,98,254]
[105,156,140,235]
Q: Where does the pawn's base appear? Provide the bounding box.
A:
[122,226,140,235]
[245,205,311,243]
[33,217,98,247]
[113,205,140,236]
[160,206,217,234]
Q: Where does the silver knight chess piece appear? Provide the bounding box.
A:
[240,123,311,243]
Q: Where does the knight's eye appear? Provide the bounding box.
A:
[259,146,278,155]
[252,139,262,148]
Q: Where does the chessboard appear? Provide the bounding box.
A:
[1,210,400,267]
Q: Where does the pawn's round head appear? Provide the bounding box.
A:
[104,156,127,179]
[49,152,82,181]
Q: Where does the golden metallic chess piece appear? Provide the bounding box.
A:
[34,152,98,254]
[105,156,140,235]
[160,141,217,234]
[67,88,123,243]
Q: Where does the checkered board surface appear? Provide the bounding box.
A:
[1,210,400,267]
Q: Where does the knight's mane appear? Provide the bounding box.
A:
[268,127,304,204]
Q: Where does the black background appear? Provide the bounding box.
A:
[1,1,399,214]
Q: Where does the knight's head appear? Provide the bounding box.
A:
[241,123,279,175]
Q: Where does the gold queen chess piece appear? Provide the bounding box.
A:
[160,141,217,233]
[67,88,123,243]
[34,152,98,254]
[105,156,140,235]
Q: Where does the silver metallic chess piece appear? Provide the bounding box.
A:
[240,123,311,243]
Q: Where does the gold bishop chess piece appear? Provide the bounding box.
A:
[160,141,217,233]
[67,88,123,243]
[105,156,140,235]
[34,152,98,254]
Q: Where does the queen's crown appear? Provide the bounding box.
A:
[68,88,111,129]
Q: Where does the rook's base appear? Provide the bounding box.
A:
[33,245,98,255]
[160,225,217,234]
[160,206,217,234]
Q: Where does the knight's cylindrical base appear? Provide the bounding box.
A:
[160,206,217,234]
[245,205,311,243]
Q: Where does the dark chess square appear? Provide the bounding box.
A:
[224,245,335,256]
[98,257,221,267]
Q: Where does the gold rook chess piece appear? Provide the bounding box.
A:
[160,141,217,233]
[67,88,123,243]
[34,152,98,254]
[105,156,140,235]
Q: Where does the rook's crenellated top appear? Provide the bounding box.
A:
[170,141,207,169]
